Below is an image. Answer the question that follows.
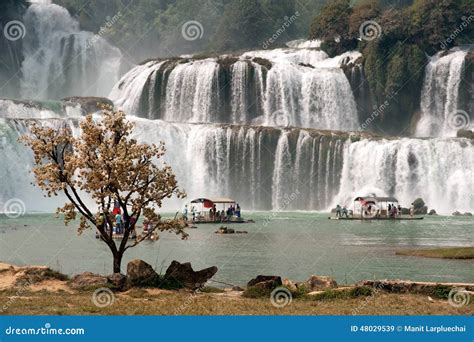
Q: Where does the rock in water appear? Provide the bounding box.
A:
[164,260,218,289]
[412,198,428,215]
[247,275,282,290]
[127,259,158,285]
[428,209,437,215]
[305,275,337,291]
[69,272,109,290]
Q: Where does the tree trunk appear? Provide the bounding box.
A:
[113,251,123,274]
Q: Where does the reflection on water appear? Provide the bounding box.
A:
[0,213,472,286]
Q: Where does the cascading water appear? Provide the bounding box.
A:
[0,117,79,212]
[20,3,123,100]
[334,138,474,214]
[415,48,470,137]
[2,99,473,213]
[110,47,360,131]
[1,1,473,218]
[0,105,349,211]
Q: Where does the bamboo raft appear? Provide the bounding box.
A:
[328,216,424,220]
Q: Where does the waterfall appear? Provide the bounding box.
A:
[1,107,473,213]
[110,48,360,131]
[0,117,80,212]
[334,138,474,214]
[20,3,123,100]
[415,48,470,137]
[1,102,351,212]
[163,60,221,123]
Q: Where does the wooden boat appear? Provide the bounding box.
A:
[189,197,253,224]
[330,196,424,220]
[328,216,423,220]
[192,218,254,224]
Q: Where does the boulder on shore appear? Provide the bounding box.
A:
[304,275,337,291]
[247,275,282,290]
[283,278,298,292]
[127,259,158,285]
[107,273,128,290]
[164,260,218,289]
[69,272,109,290]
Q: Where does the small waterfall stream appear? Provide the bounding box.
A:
[415,48,470,137]
[20,3,123,100]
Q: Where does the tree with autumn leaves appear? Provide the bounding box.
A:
[22,107,187,273]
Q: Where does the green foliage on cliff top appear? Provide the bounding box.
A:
[310,0,472,134]
[53,0,324,60]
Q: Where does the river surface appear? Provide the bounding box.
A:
[0,213,472,286]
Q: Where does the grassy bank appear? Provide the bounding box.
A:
[1,288,472,315]
[396,247,474,259]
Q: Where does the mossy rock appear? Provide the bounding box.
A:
[457,129,474,140]
[252,57,272,70]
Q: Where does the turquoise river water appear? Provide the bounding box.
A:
[0,212,472,286]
